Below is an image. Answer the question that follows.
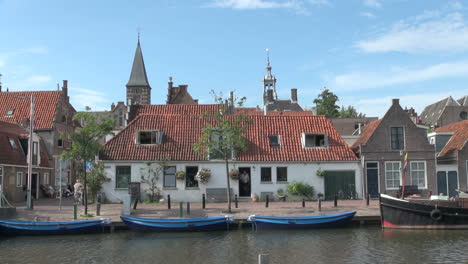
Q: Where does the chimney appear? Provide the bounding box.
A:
[291,88,297,102]
[179,85,188,92]
[111,102,115,111]
[392,98,399,105]
[267,89,274,103]
[62,80,69,101]
[194,99,199,104]
[168,76,173,89]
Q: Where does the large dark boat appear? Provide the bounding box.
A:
[380,193,468,229]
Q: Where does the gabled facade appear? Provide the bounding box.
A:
[99,108,360,202]
[166,77,198,105]
[0,81,77,191]
[420,96,468,128]
[428,120,468,196]
[352,99,436,197]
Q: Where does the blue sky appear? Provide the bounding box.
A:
[1,0,467,117]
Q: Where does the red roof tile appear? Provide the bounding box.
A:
[435,120,468,158]
[351,119,382,150]
[0,91,62,130]
[101,114,357,162]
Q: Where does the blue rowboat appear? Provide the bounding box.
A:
[247,211,356,230]
[121,215,234,232]
[0,218,111,236]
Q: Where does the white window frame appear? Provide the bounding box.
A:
[385,161,401,190]
[268,135,281,147]
[260,167,272,183]
[302,133,328,148]
[163,166,176,188]
[135,130,163,145]
[410,161,427,189]
[43,173,50,185]
[276,167,288,183]
[16,172,23,187]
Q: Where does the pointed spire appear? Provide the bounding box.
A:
[266,48,270,67]
[126,39,150,87]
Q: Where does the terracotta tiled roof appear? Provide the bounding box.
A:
[351,119,382,150]
[101,114,357,162]
[435,120,468,158]
[0,91,62,130]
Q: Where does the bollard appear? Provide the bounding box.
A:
[265,195,269,208]
[302,199,305,208]
[179,202,183,218]
[318,198,321,212]
[73,203,77,220]
[366,193,370,206]
[202,194,206,209]
[258,254,269,264]
[187,202,190,215]
[334,194,338,207]
[133,198,139,210]
[235,194,238,208]
[31,198,34,210]
[96,194,101,216]
[167,195,171,210]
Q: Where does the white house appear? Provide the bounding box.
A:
[99,105,362,203]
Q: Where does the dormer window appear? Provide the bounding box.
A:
[6,109,14,117]
[137,131,163,145]
[8,138,17,149]
[302,133,328,148]
[269,135,280,147]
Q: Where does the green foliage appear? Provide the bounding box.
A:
[140,161,166,203]
[277,188,286,197]
[87,162,109,203]
[339,105,365,118]
[286,181,315,200]
[80,213,94,218]
[313,88,340,118]
[193,90,251,213]
[60,112,115,214]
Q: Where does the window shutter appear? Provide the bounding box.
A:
[301,133,305,148]
[325,135,329,147]
[157,131,164,144]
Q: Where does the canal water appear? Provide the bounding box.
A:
[0,227,467,263]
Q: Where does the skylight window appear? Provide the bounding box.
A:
[268,135,280,147]
[137,131,163,145]
[5,109,14,117]
[303,133,328,148]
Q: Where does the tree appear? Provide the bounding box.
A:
[313,88,340,118]
[193,91,251,213]
[61,112,115,214]
[87,162,110,203]
[140,160,166,202]
[339,105,366,118]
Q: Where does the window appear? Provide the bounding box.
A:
[410,161,426,188]
[16,172,23,187]
[385,161,401,189]
[118,109,124,126]
[303,133,327,148]
[460,111,467,120]
[137,131,163,145]
[268,135,280,147]
[261,167,272,182]
[32,142,38,166]
[43,173,50,185]
[8,138,17,149]
[57,139,63,148]
[277,167,288,182]
[185,166,198,188]
[163,166,176,188]
[116,166,131,189]
[391,127,404,150]
[5,109,14,117]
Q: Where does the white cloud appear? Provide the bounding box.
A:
[360,12,375,18]
[356,12,468,53]
[330,61,468,91]
[206,0,298,9]
[309,0,330,6]
[363,0,381,8]
[70,87,110,111]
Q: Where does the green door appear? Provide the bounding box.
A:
[324,171,356,200]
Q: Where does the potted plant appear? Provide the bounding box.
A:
[176,171,186,181]
[251,193,259,202]
[317,192,324,200]
[229,169,239,180]
[316,168,326,177]
[195,168,211,184]
[277,188,287,202]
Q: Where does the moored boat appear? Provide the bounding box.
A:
[0,218,111,236]
[247,211,356,230]
[380,193,468,229]
[121,215,234,232]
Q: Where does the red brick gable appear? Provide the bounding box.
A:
[351,119,382,150]
[101,114,357,162]
[436,120,468,158]
[0,121,28,165]
[0,91,62,130]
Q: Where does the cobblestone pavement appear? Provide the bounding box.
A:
[11,197,380,222]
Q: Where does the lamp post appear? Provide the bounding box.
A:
[26,94,35,209]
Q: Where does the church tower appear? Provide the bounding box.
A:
[126,38,151,105]
[263,48,277,106]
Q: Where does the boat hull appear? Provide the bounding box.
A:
[121,216,233,232]
[247,211,356,230]
[380,194,468,229]
[0,219,110,236]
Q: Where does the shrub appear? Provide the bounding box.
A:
[286,181,315,200]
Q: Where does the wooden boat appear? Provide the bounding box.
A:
[247,211,356,230]
[380,193,468,229]
[0,218,111,236]
[121,215,234,232]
